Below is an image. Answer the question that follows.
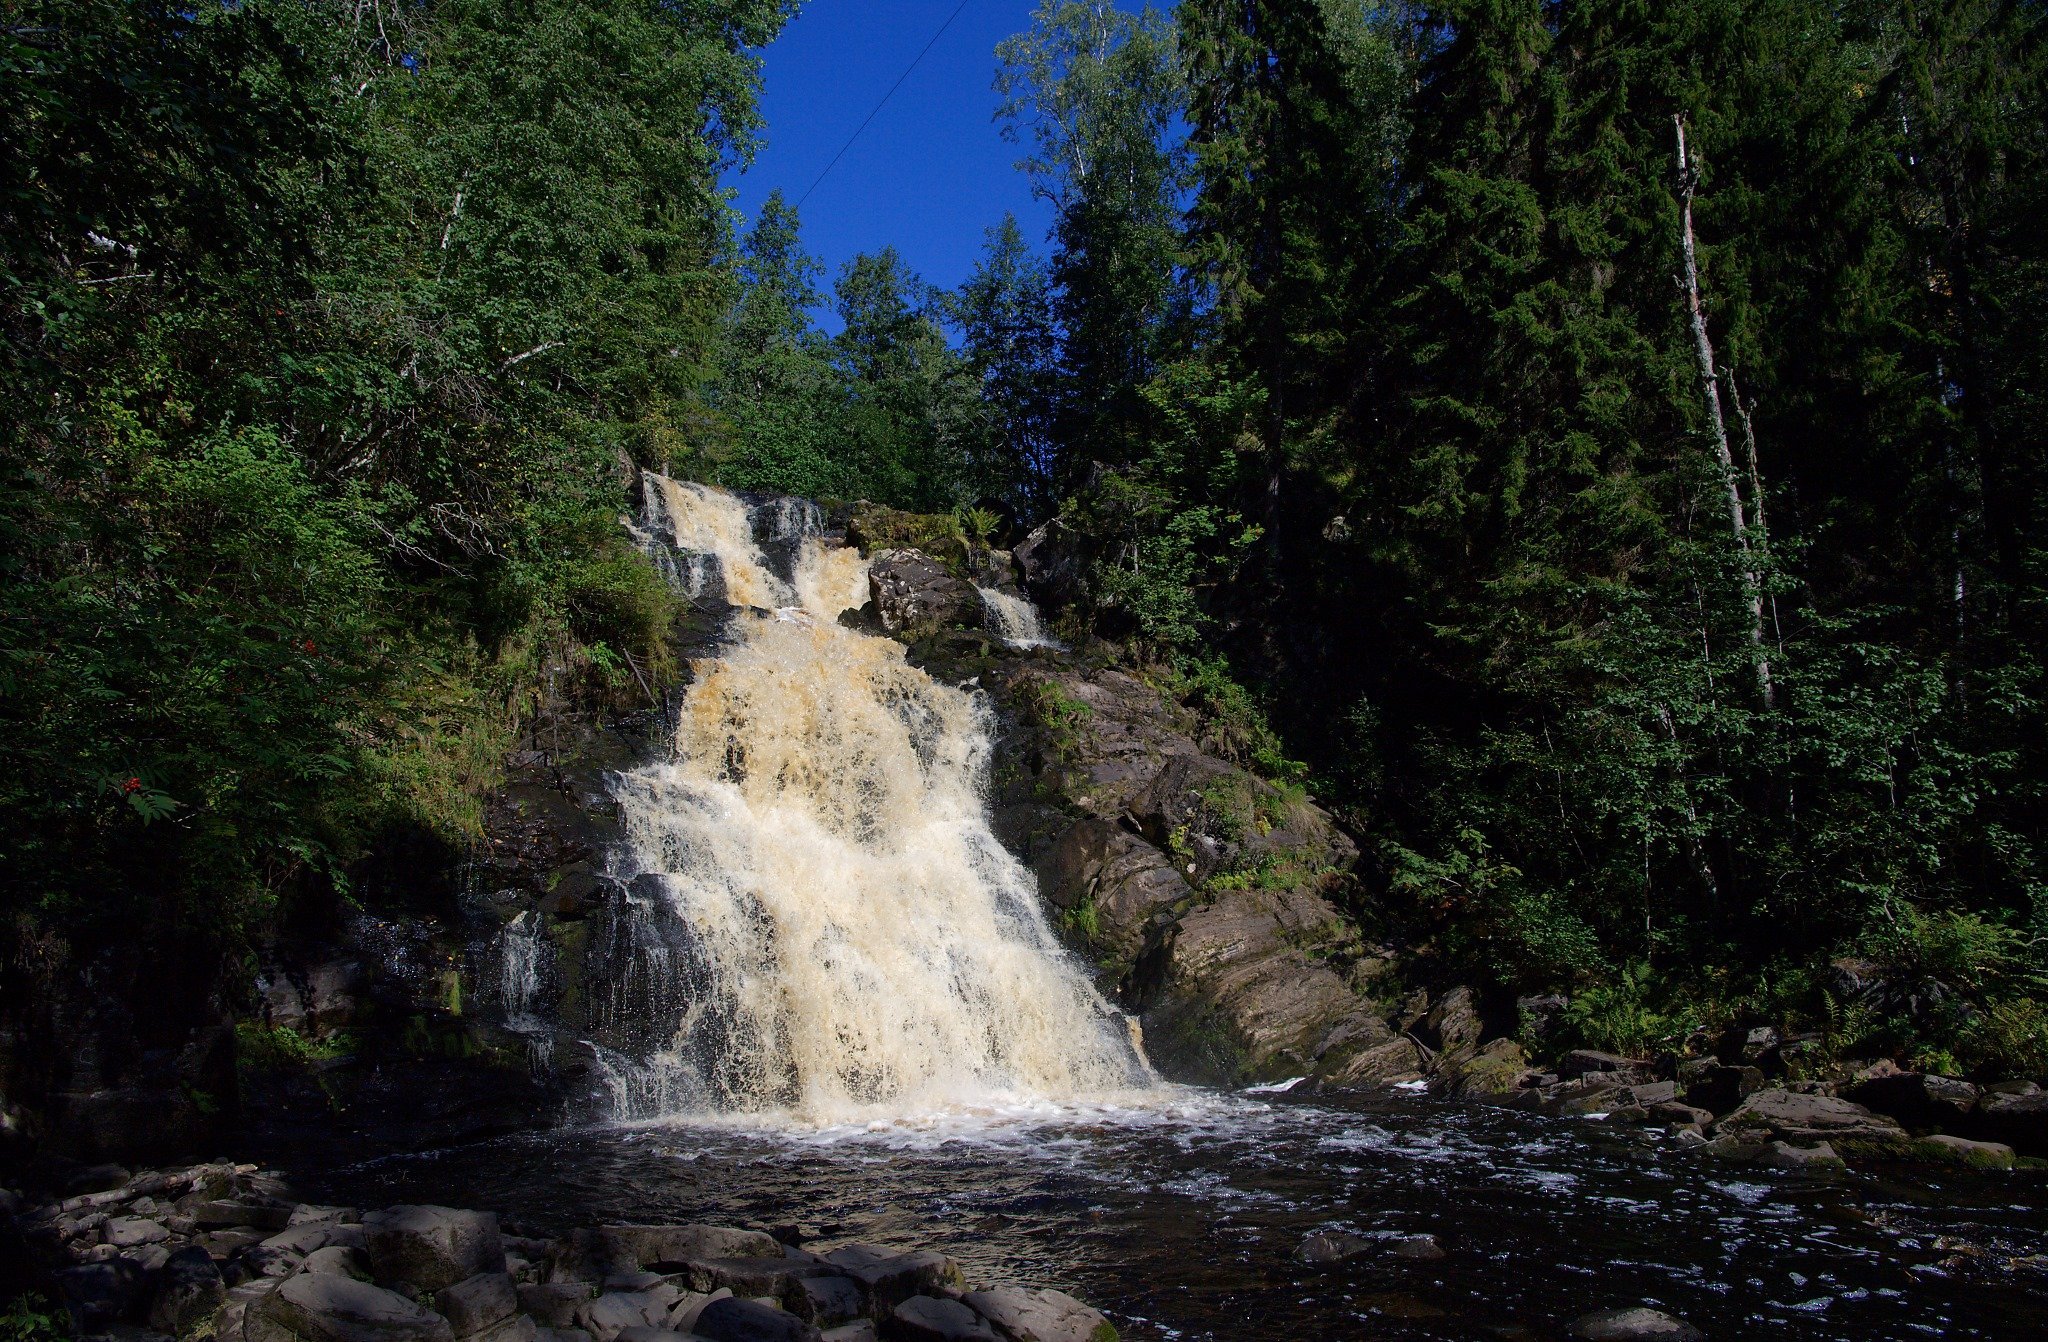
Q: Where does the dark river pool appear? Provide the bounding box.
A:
[295,1087,2047,1340]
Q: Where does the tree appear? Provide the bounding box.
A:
[953,215,1064,513]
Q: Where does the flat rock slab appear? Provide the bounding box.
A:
[250,1271,455,1342]
[589,1226,782,1273]
[961,1287,1115,1342]
[1716,1089,1905,1144]
[892,1296,998,1342]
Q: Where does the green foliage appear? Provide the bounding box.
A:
[0,1296,63,1342]
[0,0,789,1008]
[1558,965,1684,1059]
[235,1023,356,1073]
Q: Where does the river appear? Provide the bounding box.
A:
[298,1086,2047,1340]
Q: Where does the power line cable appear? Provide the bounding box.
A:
[794,0,977,210]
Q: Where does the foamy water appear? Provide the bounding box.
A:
[606,477,1150,1123]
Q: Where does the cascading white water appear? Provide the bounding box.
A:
[977,585,1060,651]
[607,475,1148,1123]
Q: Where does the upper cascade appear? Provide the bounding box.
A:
[606,474,1151,1123]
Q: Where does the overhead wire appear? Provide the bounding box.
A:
[793,0,978,210]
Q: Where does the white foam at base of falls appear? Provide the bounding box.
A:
[978,585,1060,650]
[607,476,1150,1125]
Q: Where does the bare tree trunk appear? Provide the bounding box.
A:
[1726,367,1784,655]
[1675,114,1775,710]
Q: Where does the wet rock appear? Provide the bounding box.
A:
[1389,1235,1447,1262]
[1846,1071,1980,1130]
[521,1284,598,1328]
[1715,1089,1907,1151]
[1913,1134,2016,1169]
[820,1325,877,1342]
[151,1246,228,1338]
[1566,1307,1702,1341]
[961,1287,1113,1342]
[248,1272,455,1342]
[869,550,981,638]
[892,1296,999,1342]
[436,1273,519,1337]
[1296,1232,1372,1266]
[692,1296,821,1342]
[537,1331,595,1342]
[613,1329,688,1342]
[1030,818,1192,966]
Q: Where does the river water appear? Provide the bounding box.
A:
[299,1085,2046,1341]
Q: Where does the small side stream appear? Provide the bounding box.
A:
[299,1088,2047,1341]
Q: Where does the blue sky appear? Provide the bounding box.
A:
[720,0,1058,330]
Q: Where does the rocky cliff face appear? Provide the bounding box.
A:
[860,536,1424,1088]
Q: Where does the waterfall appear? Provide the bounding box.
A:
[605,474,1149,1123]
[977,585,1060,651]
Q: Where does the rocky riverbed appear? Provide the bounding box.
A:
[7,1161,1118,1342]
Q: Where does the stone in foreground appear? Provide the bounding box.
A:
[691,1296,821,1342]
[364,1206,505,1292]
[962,1287,1117,1342]
[891,1296,999,1342]
[1567,1307,1704,1341]
[249,1272,456,1342]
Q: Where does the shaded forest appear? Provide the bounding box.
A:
[5,0,2046,1091]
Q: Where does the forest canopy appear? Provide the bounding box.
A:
[3,0,2045,1077]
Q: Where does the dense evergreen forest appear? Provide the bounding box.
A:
[5,0,2046,1089]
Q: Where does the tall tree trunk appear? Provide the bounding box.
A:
[1675,114,1775,710]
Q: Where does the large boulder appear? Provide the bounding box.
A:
[868,550,981,639]
[434,1274,518,1338]
[1714,1090,1907,1151]
[819,1246,962,1308]
[248,1272,455,1342]
[891,1297,998,1342]
[581,1224,782,1274]
[1975,1084,2048,1155]
[151,1247,228,1339]
[961,1287,1115,1342]
[692,1297,821,1342]
[1011,519,1084,610]
[1845,1071,1980,1130]
[363,1207,505,1292]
